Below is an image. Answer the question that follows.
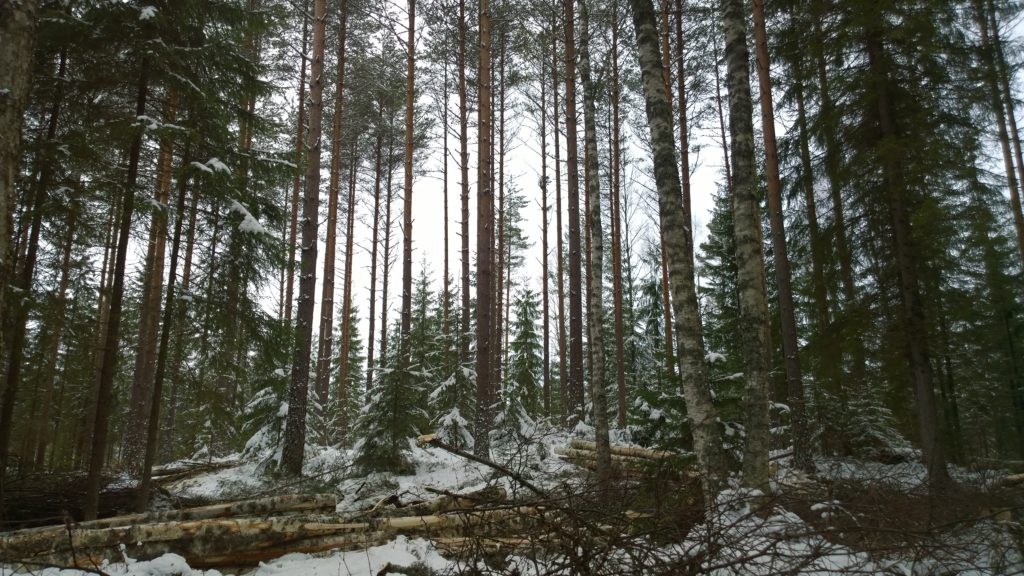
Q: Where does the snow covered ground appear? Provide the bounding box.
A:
[5,435,1022,575]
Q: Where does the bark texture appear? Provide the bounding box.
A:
[628,0,725,500]
[474,0,495,457]
[282,0,328,476]
[578,0,612,483]
[722,0,772,490]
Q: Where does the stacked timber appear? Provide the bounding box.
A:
[554,439,695,477]
[0,489,539,571]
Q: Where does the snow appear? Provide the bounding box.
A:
[229,200,268,235]
[9,434,1021,576]
[705,351,727,364]
[138,5,157,20]
[22,538,452,576]
[206,158,231,174]
[189,161,213,174]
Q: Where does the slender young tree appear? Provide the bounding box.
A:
[282,0,328,476]
[286,5,310,324]
[337,139,359,443]
[366,107,384,392]
[751,0,811,472]
[549,22,568,427]
[85,57,150,520]
[540,35,552,418]
[316,4,348,436]
[400,0,416,360]
[611,1,627,428]
[458,0,471,375]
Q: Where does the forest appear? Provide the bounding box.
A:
[0,0,1023,573]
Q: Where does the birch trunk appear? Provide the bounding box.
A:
[578,0,611,482]
[722,0,772,490]
[628,0,725,500]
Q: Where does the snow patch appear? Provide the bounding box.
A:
[139,6,157,20]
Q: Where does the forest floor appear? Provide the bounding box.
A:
[2,429,1023,575]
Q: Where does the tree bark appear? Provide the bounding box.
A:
[563,0,585,424]
[315,4,348,440]
[610,4,627,429]
[366,115,384,393]
[85,58,151,519]
[400,0,416,363]
[0,4,39,442]
[0,35,56,474]
[475,0,495,457]
[541,44,551,418]
[336,140,358,445]
[552,26,568,428]
[125,92,176,471]
[578,0,611,482]
[458,0,471,378]
[286,4,310,325]
[136,141,194,511]
[282,0,327,476]
[628,0,726,501]
[750,0,812,472]
[722,0,772,491]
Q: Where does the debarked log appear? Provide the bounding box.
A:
[1,505,546,569]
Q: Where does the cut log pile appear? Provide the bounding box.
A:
[554,439,695,476]
[0,489,541,571]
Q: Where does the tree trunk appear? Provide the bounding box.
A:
[628,0,726,501]
[286,4,310,325]
[812,0,864,387]
[552,26,568,427]
[0,5,39,447]
[475,0,495,457]
[136,141,194,511]
[400,0,416,364]
[579,0,612,483]
[750,0,812,472]
[722,0,772,491]
[792,55,836,420]
[380,145,396,371]
[611,5,627,429]
[563,0,585,424]
[85,58,151,519]
[541,41,551,419]
[315,5,348,441]
[864,28,949,490]
[985,0,1024,265]
[459,0,471,378]
[336,139,358,444]
[30,205,77,471]
[282,0,327,476]
[166,185,199,461]
[366,116,383,393]
[0,36,56,474]
[125,92,176,471]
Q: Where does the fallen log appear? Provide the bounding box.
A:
[6,493,337,537]
[3,504,545,569]
[973,459,1024,473]
[568,439,681,461]
[151,460,241,485]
